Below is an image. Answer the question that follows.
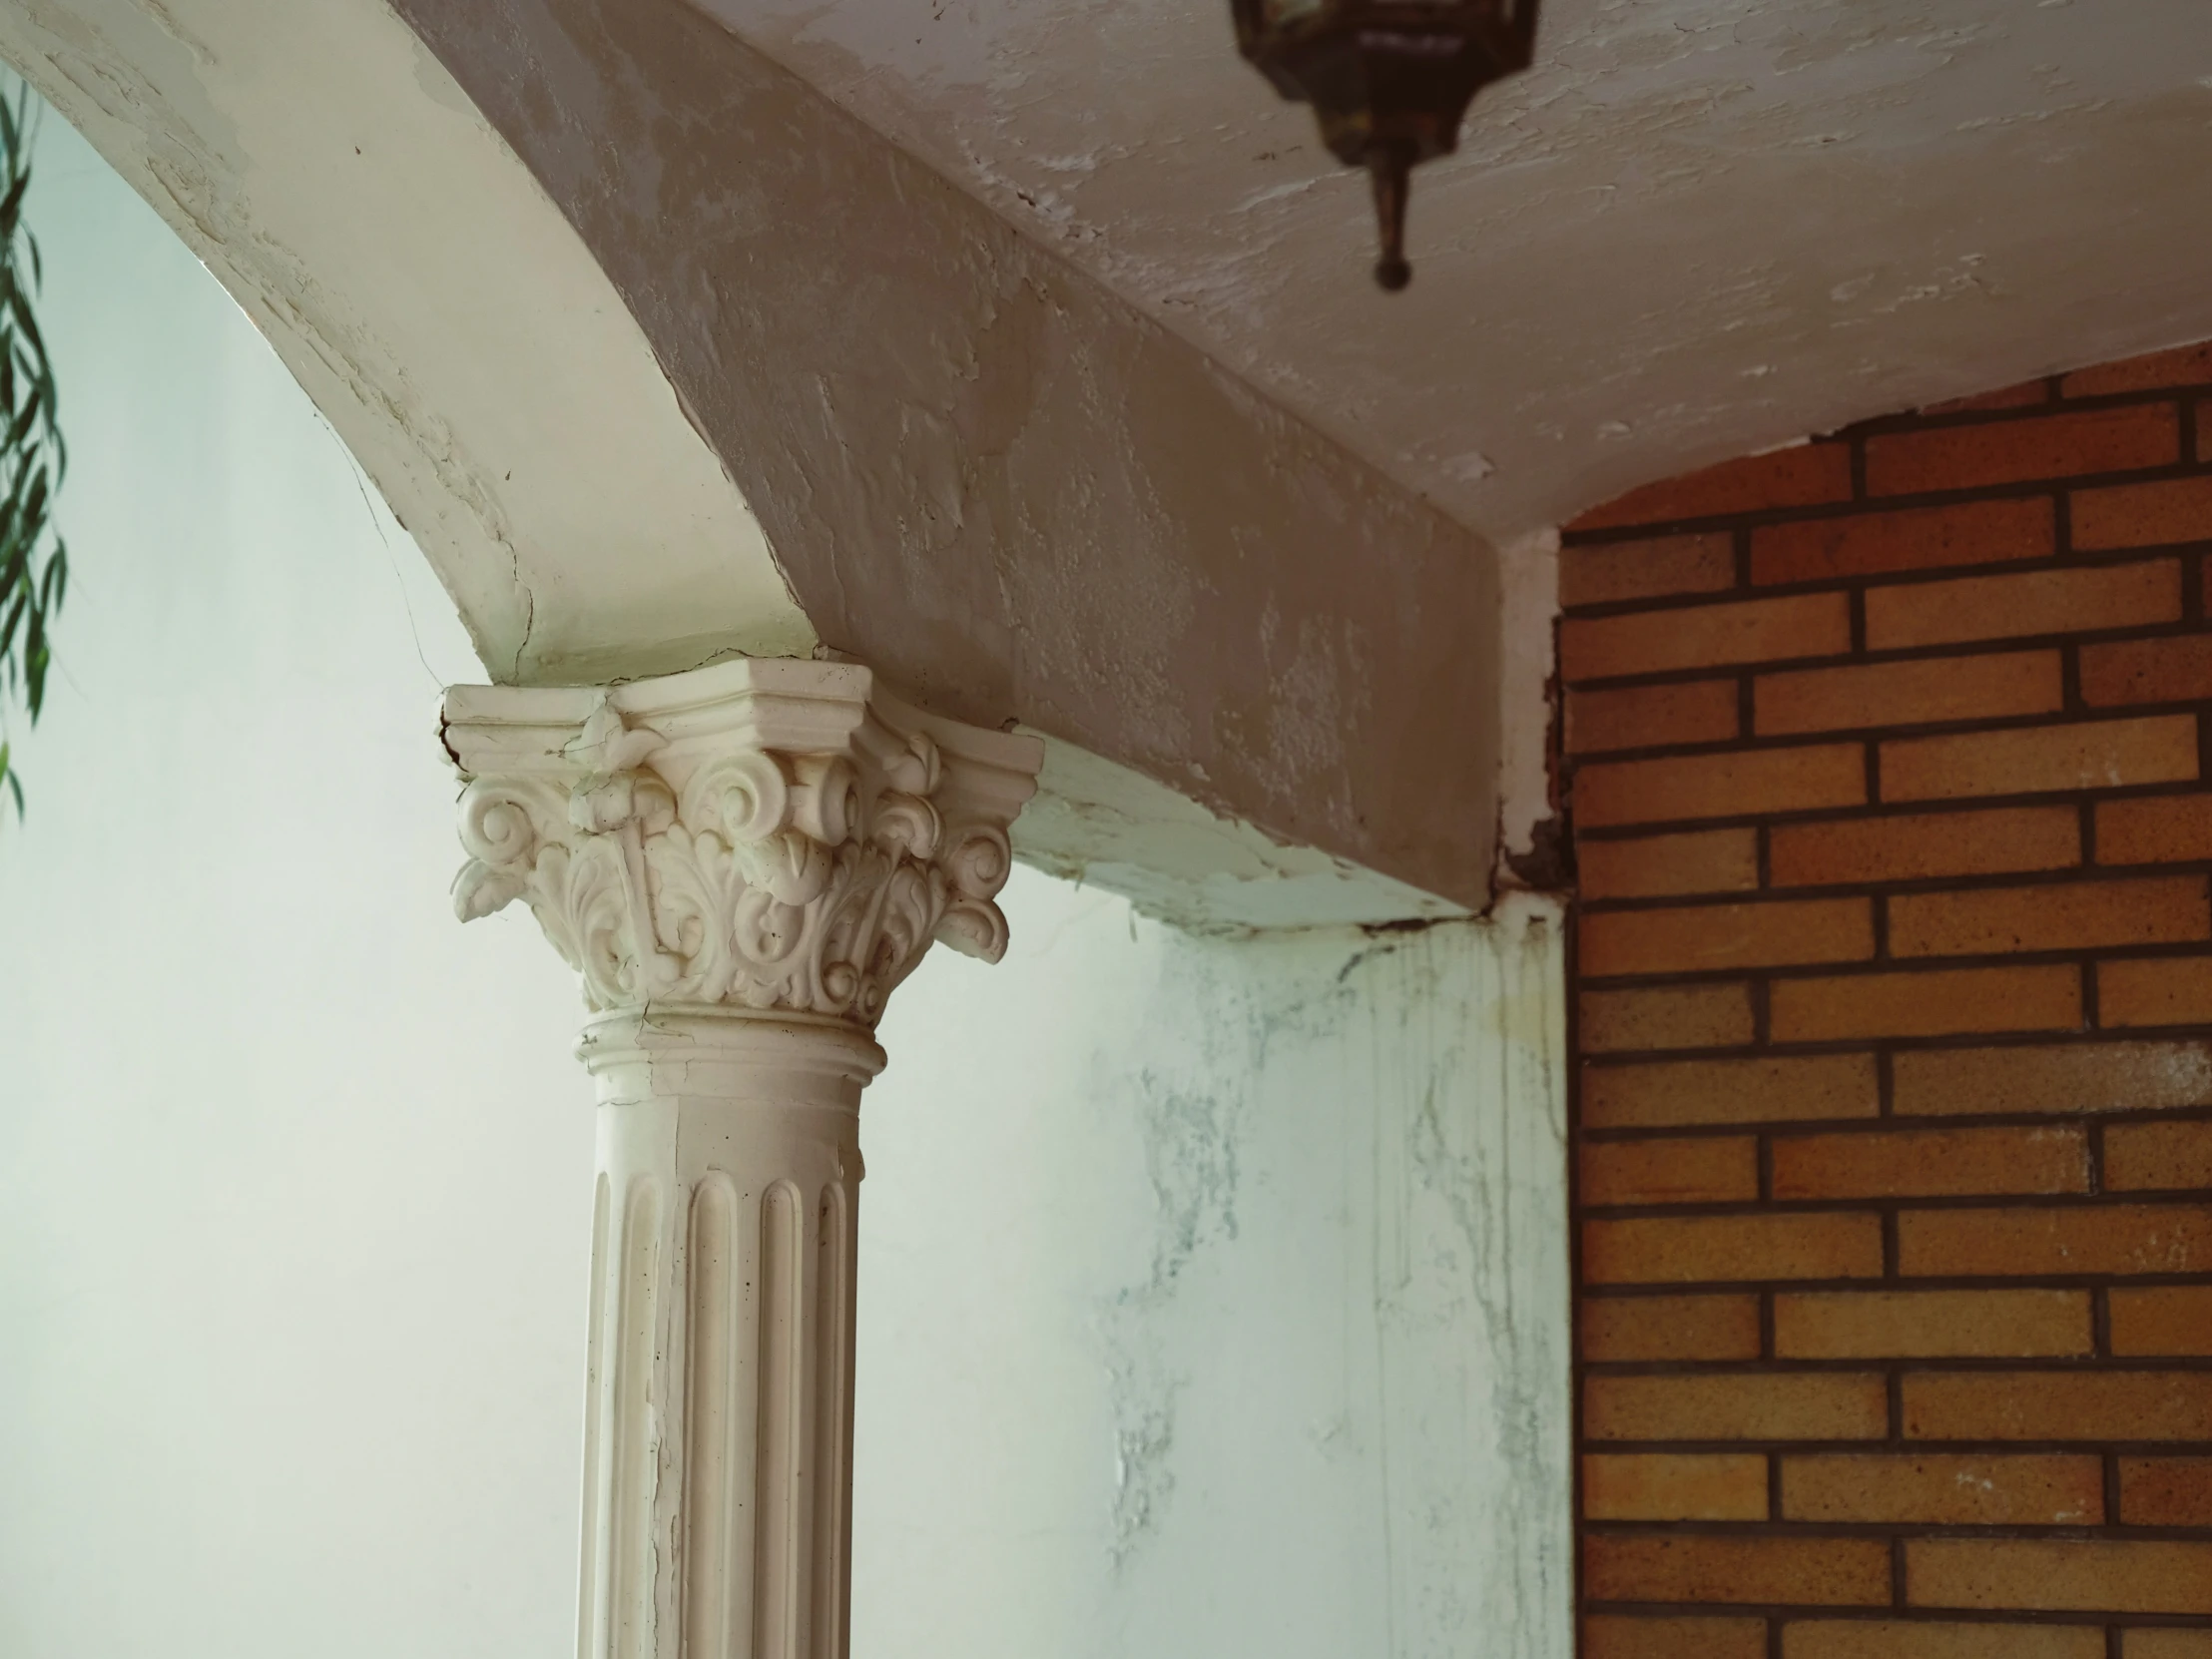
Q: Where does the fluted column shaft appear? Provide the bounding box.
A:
[577,1010,880,1659]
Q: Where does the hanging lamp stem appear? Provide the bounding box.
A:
[1367,141,1414,291]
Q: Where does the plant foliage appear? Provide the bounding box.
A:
[0,83,62,819]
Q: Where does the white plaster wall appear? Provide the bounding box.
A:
[0,99,592,1659]
[0,99,1573,1659]
[861,889,1573,1659]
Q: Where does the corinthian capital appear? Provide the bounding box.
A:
[441,658,1043,1026]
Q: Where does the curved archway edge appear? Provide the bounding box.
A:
[0,0,814,686]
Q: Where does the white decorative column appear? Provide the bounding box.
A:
[441,658,1042,1659]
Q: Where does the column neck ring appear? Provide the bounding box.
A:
[578,1003,887,1106]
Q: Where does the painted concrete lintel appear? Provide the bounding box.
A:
[1010,731,1469,936]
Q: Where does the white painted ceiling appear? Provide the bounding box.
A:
[700,0,2212,536]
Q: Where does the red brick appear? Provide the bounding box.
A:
[1587,1615,1769,1659]
[1771,1127,2088,1201]
[2118,1456,2212,1525]
[1582,1294,1765,1362]
[1577,745,1868,829]
[2099,795,2212,865]
[1584,1453,1769,1521]
[1574,444,1854,532]
[1584,1055,1880,1129]
[1582,1137,1759,1206]
[1585,1214,1883,1285]
[1581,898,1873,976]
[2099,967,2210,1045]
[1899,1205,2212,1278]
[1891,875,2210,956]
[1752,497,2055,584]
[1893,1040,2212,1117]
[2105,1119,2212,1191]
[1586,1374,1888,1441]
[1562,532,1739,607]
[1757,651,2062,738]
[1782,1452,2102,1524]
[1581,983,1757,1053]
[1906,1537,2212,1615]
[2099,957,2212,1029]
[1786,1621,2101,1659]
[1866,403,2178,495]
[1562,593,1853,681]
[2073,475,2212,551]
[1568,679,1742,754]
[1864,559,2181,651]
[1905,1372,2212,1442]
[1881,716,2198,803]
[1773,1289,2092,1359]
[1581,829,1761,900]
[1769,807,2079,886]
[2110,1286,2212,1356]
[1768,964,2080,1042]
[2081,636,2212,707]
[1586,1535,1890,1607]
[2129,1634,2212,1659]
[1566,374,2212,1645]
[2062,342,2212,396]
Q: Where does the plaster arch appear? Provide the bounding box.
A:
[0,0,815,686]
[0,0,1508,918]
[383,0,1511,914]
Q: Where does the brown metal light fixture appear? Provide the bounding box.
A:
[1233,0,1539,291]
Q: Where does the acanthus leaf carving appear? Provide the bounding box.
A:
[444,663,1041,1026]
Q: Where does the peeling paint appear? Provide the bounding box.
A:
[1099,988,1252,1565]
[864,872,1573,1653]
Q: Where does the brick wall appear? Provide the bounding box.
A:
[1563,343,2212,1658]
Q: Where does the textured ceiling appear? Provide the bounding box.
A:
[697,0,2212,536]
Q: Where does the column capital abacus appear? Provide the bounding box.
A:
[442,656,1042,1028]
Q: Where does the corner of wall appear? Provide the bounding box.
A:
[1495,525,1568,901]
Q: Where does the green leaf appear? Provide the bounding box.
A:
[0,78,64,825]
